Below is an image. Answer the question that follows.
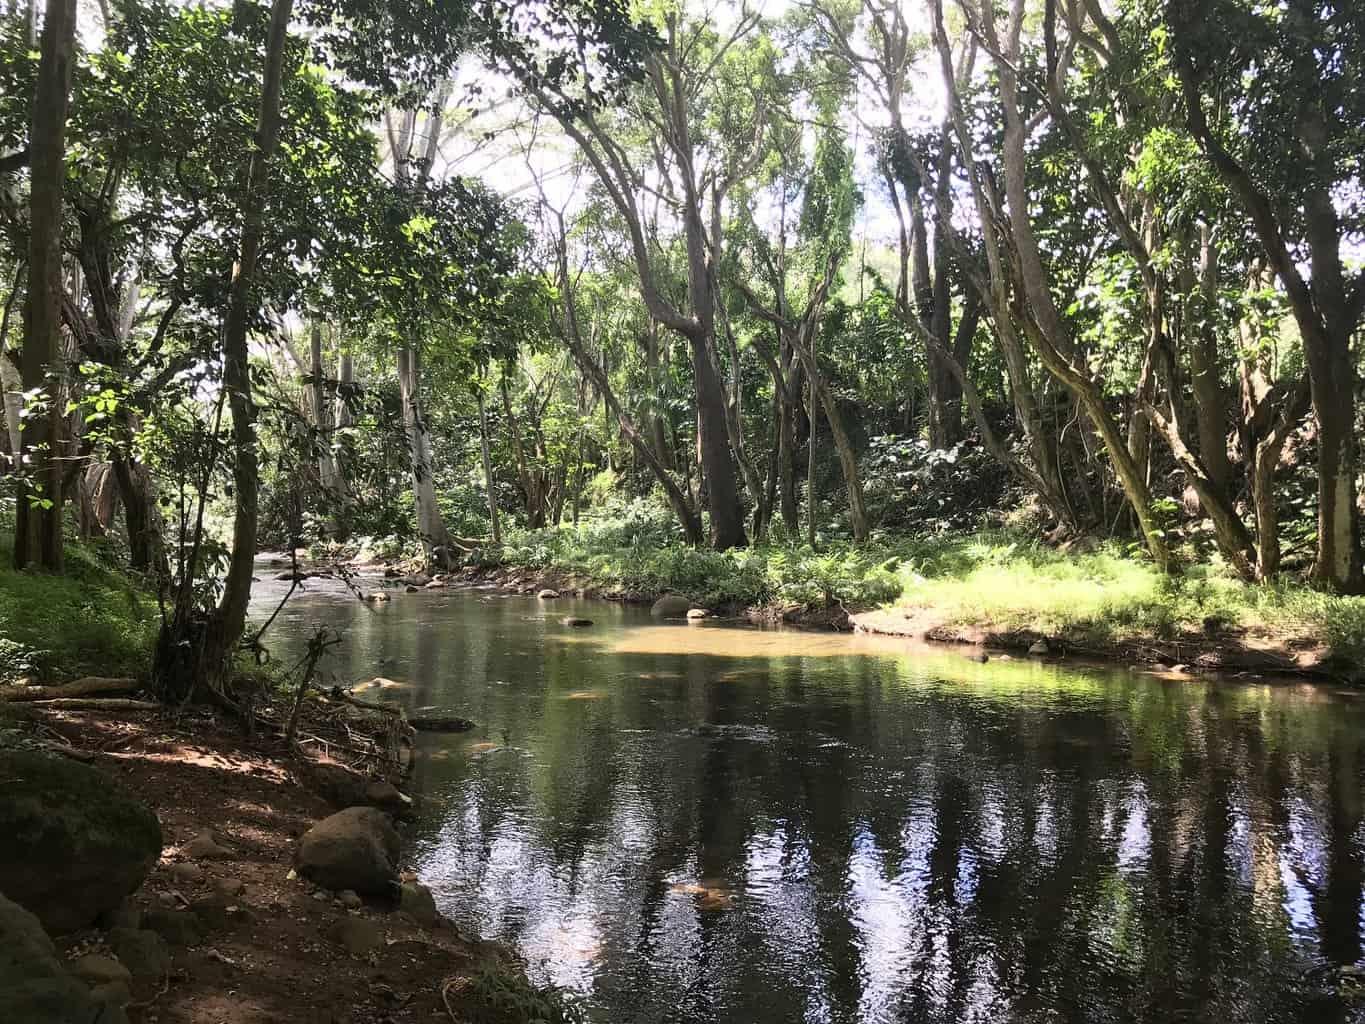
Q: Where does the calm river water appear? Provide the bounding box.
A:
[253,572,1365,1024]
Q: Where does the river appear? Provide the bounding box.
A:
[252,570,1365,1024]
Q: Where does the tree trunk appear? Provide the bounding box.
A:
[397,344,453,564]
[14,0,77,573]
[165,0,295,699]
[0,347,21,463]
[309,323,339,495]
[1189,223,1232,498]
[477,389,501,545]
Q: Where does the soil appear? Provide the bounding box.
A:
[36,705,520,1024]
[849,606,1343,680]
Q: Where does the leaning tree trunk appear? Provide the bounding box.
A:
[14,0,76,572]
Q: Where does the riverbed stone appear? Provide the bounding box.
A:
[538,588,560,600]
[651,594,693,618]
[1028,639,1050,656]
[398,881,440,927]
[560,617,593,628]
[296,807,400,897]
[0,749,162,933]
[338,889,363,909]
[685,608,709,620]
[0,893,101,1024]
[107,927,170,980]
[364,779,412,816]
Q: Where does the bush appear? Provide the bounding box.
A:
[0,534,155,682]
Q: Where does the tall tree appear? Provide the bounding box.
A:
[1167,0,1365,591]
[13,0,75,572]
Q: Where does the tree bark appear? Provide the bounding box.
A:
[397,344,453,563]
[309,323,339,494]
[15,0,77,572]
[477,388,501,545]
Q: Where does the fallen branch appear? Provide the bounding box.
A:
[0,676,137,702]
[28,698,161,711]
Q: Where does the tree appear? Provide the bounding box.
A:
[13,0,75,572]
[1166,0,1365,591]
[509,9,766,549]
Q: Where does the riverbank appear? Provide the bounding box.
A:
[0,700,581,1024]
[454,527,1365,681]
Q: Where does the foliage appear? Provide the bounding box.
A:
[0,533,154,682]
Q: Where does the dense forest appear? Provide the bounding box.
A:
[4,3,1365,1022]
[0,0,1363,681]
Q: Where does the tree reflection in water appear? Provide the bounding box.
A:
[255,582,1365,1024]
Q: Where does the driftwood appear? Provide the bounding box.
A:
[0,676,137,702]
[29,698,161,711]
[409,714,475,732]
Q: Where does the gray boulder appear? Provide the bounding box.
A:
[296,807,400,897]
[650,594,693,618]
[0,892,102,1023]
[0,750,162,933]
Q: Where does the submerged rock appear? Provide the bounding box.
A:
[0,750,162,933]
[651,594,693,619]
[296,807,400,897]
[538,588,560,600]
[685,608,709,620]
[1028,639,1050,656]
[0,893,101,1024]
[560,617,593,628]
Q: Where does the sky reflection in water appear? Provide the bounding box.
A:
[253,578,1365,1024]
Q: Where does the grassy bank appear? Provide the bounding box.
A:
[489,516,1365,670]
[0,535,156,682]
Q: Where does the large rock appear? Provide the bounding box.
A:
[0,892,102,1023]
[650,594,693,619]
[0,749,162,933]
[296,807,400,897]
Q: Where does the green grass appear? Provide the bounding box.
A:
[490,510,1365,662]
[0,534,156,682]
[888,531,1365,657]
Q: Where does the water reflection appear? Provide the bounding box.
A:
[253,577,1365,1023]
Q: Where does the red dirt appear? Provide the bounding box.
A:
[40,707,505,1024]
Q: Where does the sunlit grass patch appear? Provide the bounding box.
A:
[0,533,155,682]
